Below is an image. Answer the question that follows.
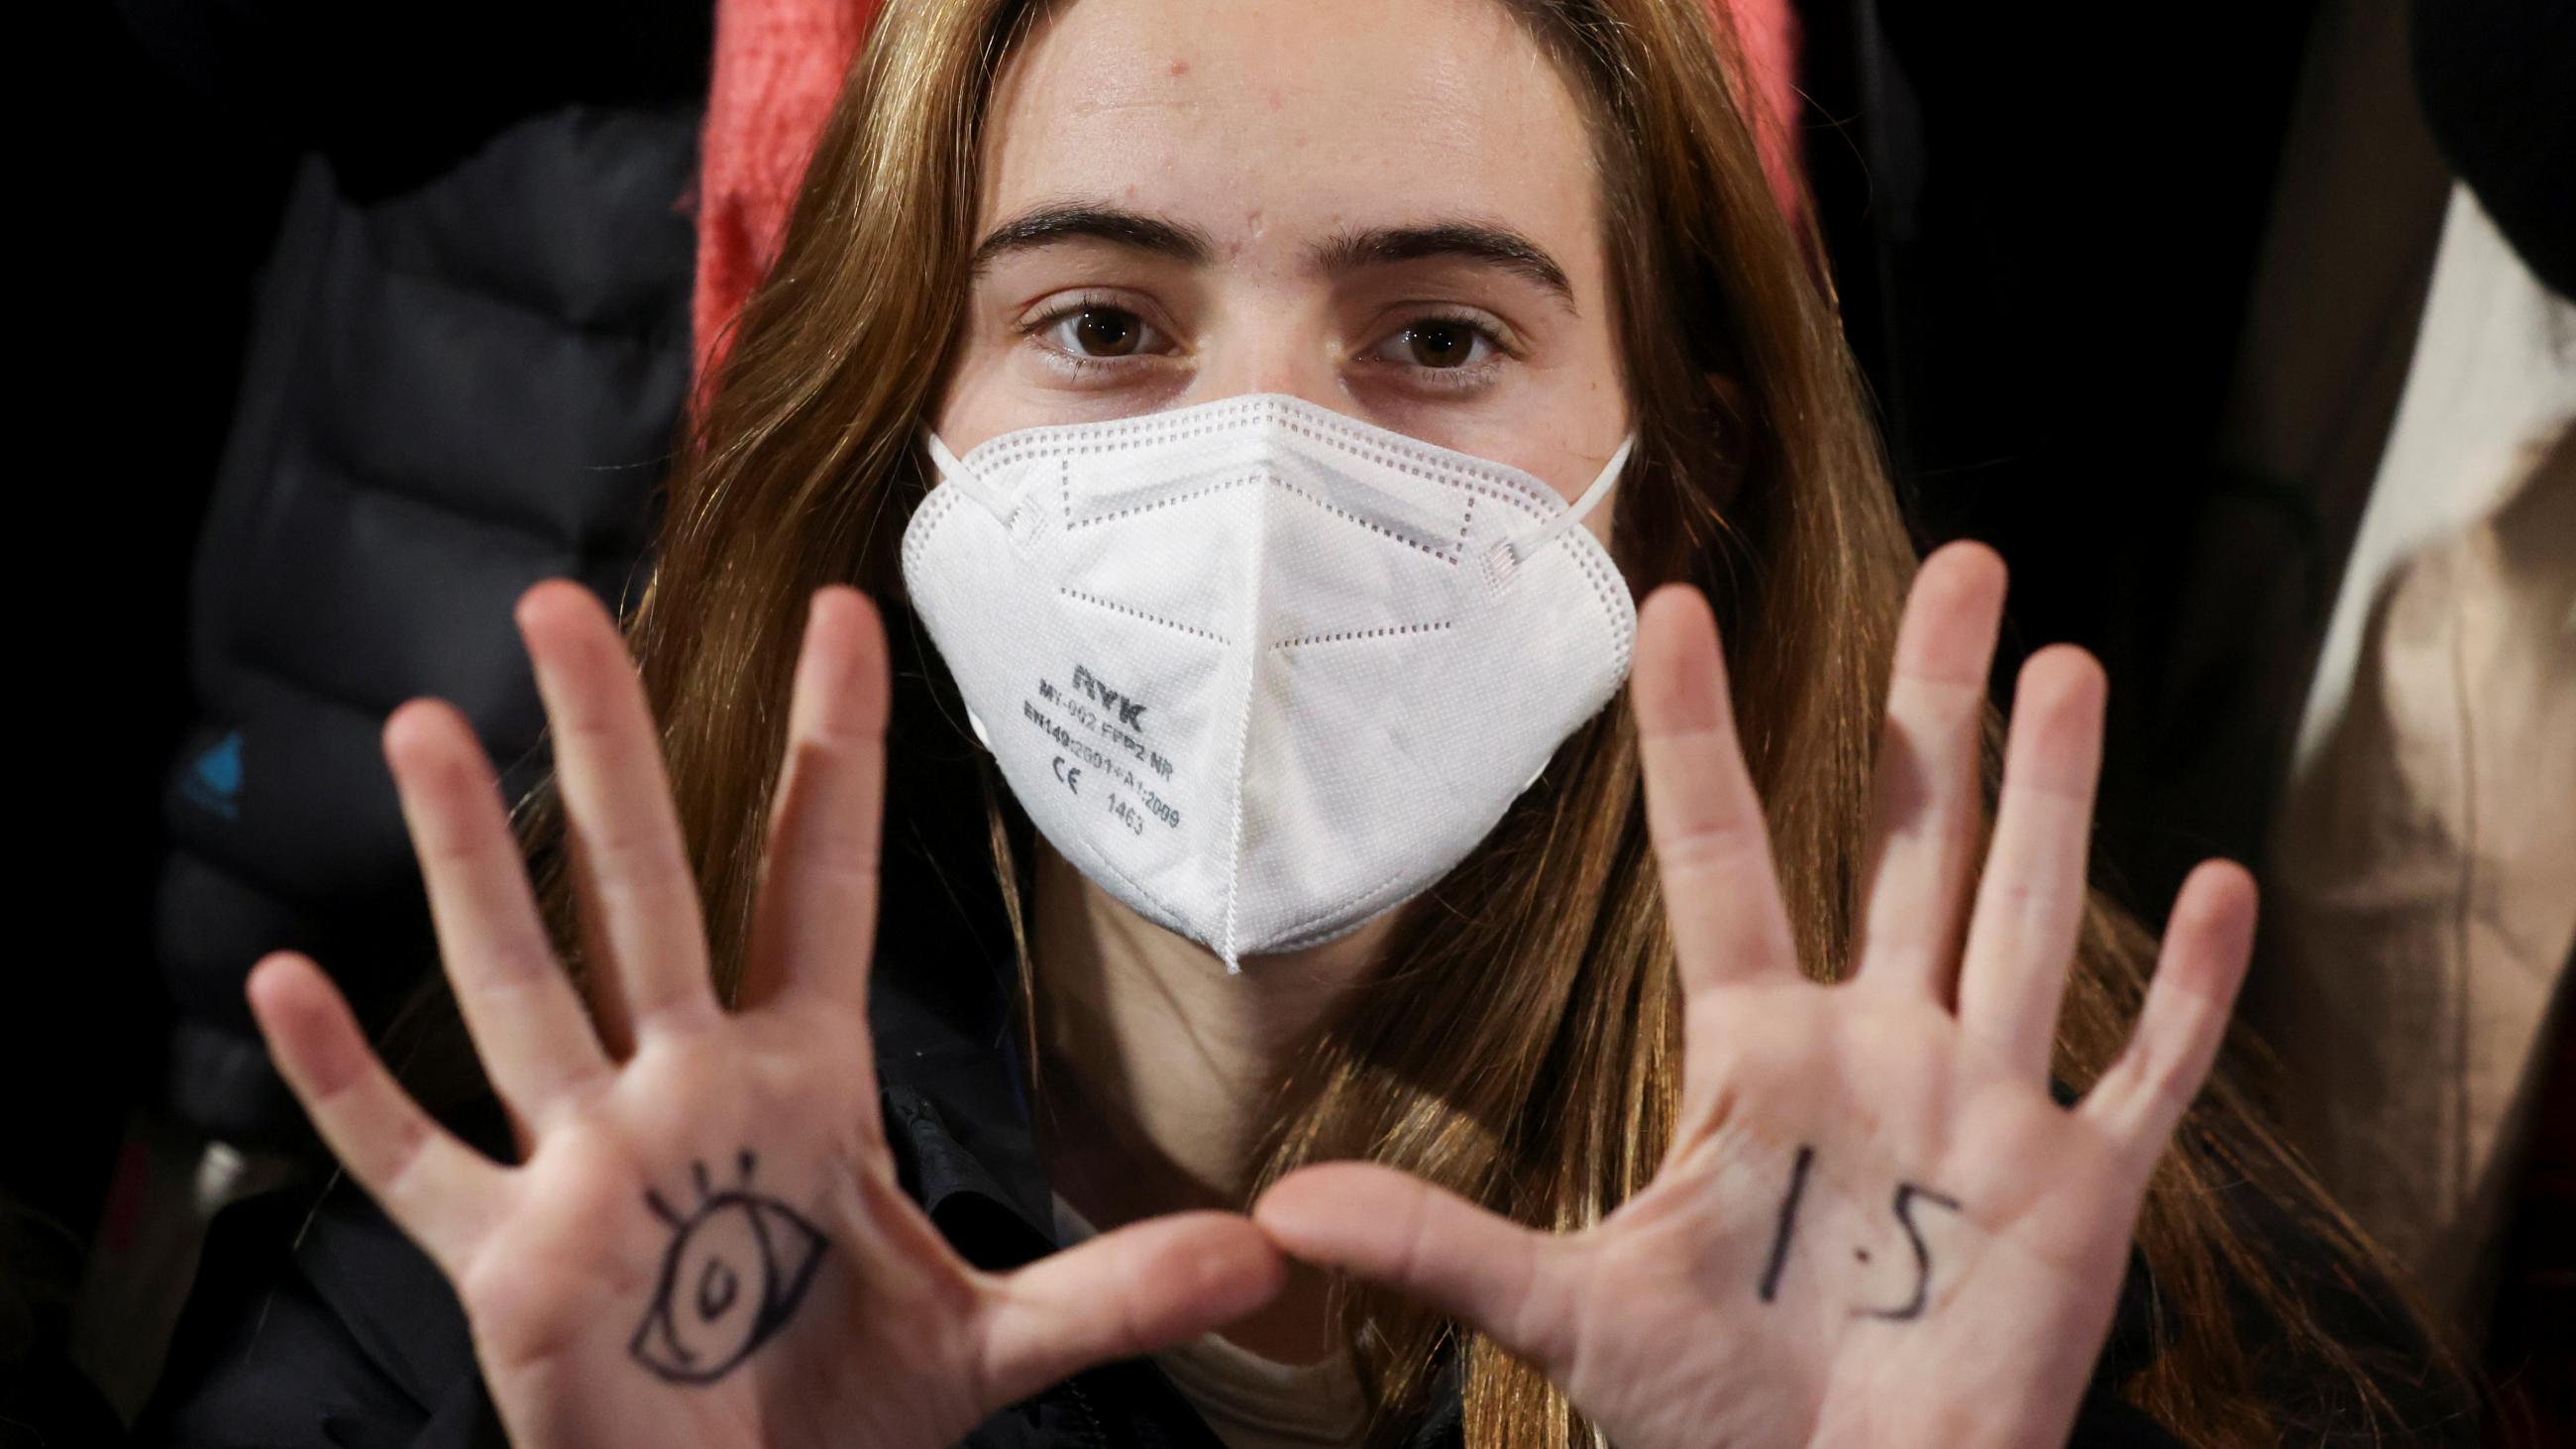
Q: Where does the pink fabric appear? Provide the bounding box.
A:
[1728,0,1805,226]
[690,0,1802,384]
[691,0,883,380]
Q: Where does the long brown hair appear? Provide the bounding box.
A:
[494,0,2463,1442]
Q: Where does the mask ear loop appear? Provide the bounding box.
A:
[919,425,1018,515]
[1503,433,1635,567]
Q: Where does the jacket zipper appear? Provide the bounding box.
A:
[1065,1372,1115,1449]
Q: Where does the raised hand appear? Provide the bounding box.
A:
[246,582,1285,1449]
[1253,542,2255,1448]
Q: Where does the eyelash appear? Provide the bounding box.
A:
[1016,293,1520,390]
[1363,308,1516,392]
[1016,292,1139,380]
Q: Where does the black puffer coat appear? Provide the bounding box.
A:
[119,0,713,1144]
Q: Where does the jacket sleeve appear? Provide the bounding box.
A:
[136,1181,506,1449]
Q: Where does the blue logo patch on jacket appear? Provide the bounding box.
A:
[184,730,244,820]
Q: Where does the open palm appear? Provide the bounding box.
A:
[1255,542,2255,1448]
[246,583,1284,1449]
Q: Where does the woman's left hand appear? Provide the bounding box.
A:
[1252,541,2255,1449]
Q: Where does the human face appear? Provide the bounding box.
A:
[933,0,1630,541]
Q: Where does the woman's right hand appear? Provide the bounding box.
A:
[246,581,1285,1449]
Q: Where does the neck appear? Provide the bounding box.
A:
[1028,842,1389,1361]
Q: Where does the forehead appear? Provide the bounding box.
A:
[981,0,1601,258]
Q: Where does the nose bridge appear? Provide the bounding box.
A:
[1199,362,1341,416]
[1191,292,1345,417]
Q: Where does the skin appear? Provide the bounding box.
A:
[245,0,2260,1444]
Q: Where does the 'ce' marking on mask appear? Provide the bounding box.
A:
[1052,756,1082,794]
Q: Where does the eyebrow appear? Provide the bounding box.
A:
[969,202,1576,309]
[970,203,1218,274]
[1311,220,1574,307]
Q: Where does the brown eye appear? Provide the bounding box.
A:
[1071,307,1142,357]
[1355,312,1511,390]
[1404,320,1480,368]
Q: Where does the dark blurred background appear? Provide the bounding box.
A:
[10,0,2568,1441]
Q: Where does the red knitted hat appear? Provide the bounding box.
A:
[690,0,1801,384]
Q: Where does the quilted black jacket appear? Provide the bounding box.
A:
[123,0,711,1145]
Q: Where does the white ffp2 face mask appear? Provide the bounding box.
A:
[902,392,1637,970]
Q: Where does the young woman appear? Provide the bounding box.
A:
[149,0,2465,1444]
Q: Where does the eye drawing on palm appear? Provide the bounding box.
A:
[630,1149,828,1384]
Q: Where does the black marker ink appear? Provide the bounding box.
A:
[1757,1143,1817,1303]
[1857,1181,1962,1322]
[630,1149,828,1384]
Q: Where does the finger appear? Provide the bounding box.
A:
[2080,860,2257,1175]
[385,699,611,1131]
[1851,542,2007,1002]
[975,1212,1285,1409]
[563,833,637,1059]
[739,589,891,1027]
[246,952,510,1274]
[1632,585,1800,992]
[517,582,718,1039]
[1252,1163,1574,1373]
[1955,645,2106,1080]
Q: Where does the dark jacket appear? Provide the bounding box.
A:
[137,913,2193,1448]
[121,0,711,1148]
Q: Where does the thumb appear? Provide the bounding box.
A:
[1252,1163,1570,1371]
[974,1210,1286,1407]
